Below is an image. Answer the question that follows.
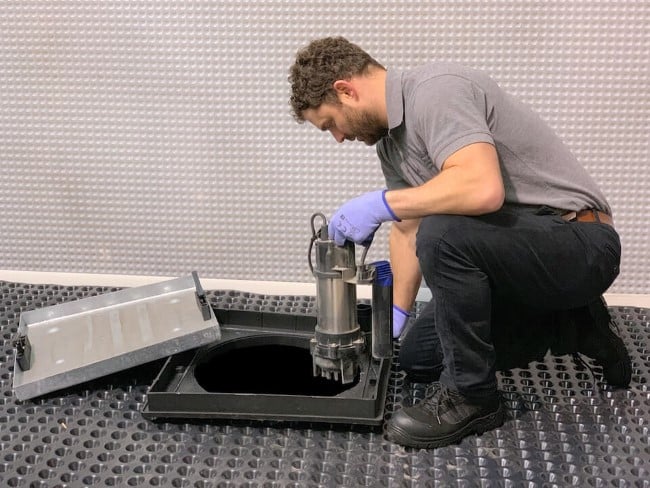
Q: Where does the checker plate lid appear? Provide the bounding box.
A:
[12,273,220,401]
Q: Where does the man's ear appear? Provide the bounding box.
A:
[333,80,357,101]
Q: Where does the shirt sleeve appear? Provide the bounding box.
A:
[413,75,494,170]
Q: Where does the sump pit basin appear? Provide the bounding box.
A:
[142,308,392,426]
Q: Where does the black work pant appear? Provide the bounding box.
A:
[398,205,621,398]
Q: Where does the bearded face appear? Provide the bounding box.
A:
[341,105,388,146]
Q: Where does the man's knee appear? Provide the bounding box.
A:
[415,215,473,265]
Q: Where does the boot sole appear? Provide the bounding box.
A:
[386,402,506,449]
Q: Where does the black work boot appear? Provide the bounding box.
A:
[386,383,506,449]
[572,296,632,387]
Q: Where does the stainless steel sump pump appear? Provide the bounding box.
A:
[308,213,393,384]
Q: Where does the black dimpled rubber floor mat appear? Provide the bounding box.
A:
[0,281,648,487]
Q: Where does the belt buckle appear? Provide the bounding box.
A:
[563,211,577,222]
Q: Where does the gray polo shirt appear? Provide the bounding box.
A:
[377,63,611,214]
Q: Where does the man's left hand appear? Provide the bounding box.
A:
[328,190,400,246]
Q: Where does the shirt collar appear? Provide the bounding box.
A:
[385,69,404,133]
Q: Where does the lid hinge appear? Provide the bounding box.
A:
[13,334,32,371]
[192,271,212,321]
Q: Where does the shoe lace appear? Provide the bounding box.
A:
[571,353,603,401]
[419,382,449,424]
[572,310,628,401]
[608,317,624,336]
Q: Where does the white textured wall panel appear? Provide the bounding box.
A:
[1,1,648,292]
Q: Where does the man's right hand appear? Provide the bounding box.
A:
[328,190,400,246]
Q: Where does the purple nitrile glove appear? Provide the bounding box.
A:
[328,190,400,246]
[393,305,410,339]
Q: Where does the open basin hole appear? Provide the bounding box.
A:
[194,335,359,396]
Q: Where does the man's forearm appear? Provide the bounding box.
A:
[384,142,505,220]
[389,220,422,312]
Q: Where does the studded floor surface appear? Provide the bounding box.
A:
[0,281,648,487]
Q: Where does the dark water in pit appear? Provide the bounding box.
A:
[194,339,360,396]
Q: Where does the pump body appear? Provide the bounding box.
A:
[308,214,393,384]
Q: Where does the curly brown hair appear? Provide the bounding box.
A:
[288,37,384,121]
